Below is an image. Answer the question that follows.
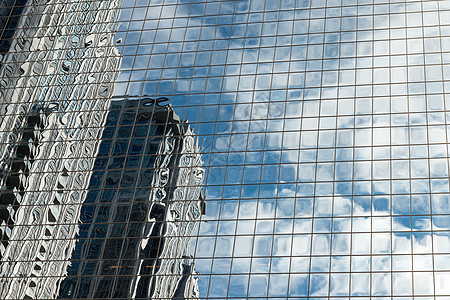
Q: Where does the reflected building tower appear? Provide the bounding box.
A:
[0,0,123,297]
[0,0,204,298]
[58,98,204,299]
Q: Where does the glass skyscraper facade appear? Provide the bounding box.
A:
[1,0,450,298]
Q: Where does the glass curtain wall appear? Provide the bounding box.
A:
[1,0,450,299]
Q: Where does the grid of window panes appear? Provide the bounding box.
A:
[109,0,450,298]
[3,0,450,298]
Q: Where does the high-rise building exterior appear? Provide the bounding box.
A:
[1,0,450,299]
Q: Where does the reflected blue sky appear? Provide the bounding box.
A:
[113,0,450,298]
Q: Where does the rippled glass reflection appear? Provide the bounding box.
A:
[2,0,450,299]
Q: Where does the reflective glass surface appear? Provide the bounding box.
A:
[1,0,450,299]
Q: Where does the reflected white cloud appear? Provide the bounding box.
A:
[114,0,450,298]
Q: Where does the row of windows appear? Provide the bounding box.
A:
[5,59,450,77]
[21,117,450,131]
[118,11,449,29]
[116,29,450,50]
[5,31,450,55]
[1,269,450,277]
[120,59,449,75]
[1,146,449,165]
[121,60,450,74]
[4,157,450,174]
[0,227,447,238]
[122,75,450,92]
[3,92,450,109]
[119,1,446,17]
[4,116,450,132]
[121,84,450,99]
[3,80,449,98]
[0,227,448,239]
[8,4,447,34]
[2,147,447,161]
[6,18,446,42]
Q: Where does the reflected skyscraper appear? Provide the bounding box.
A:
[2,0,450,299]
[58,98,204,299]
[0,0,123,297]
